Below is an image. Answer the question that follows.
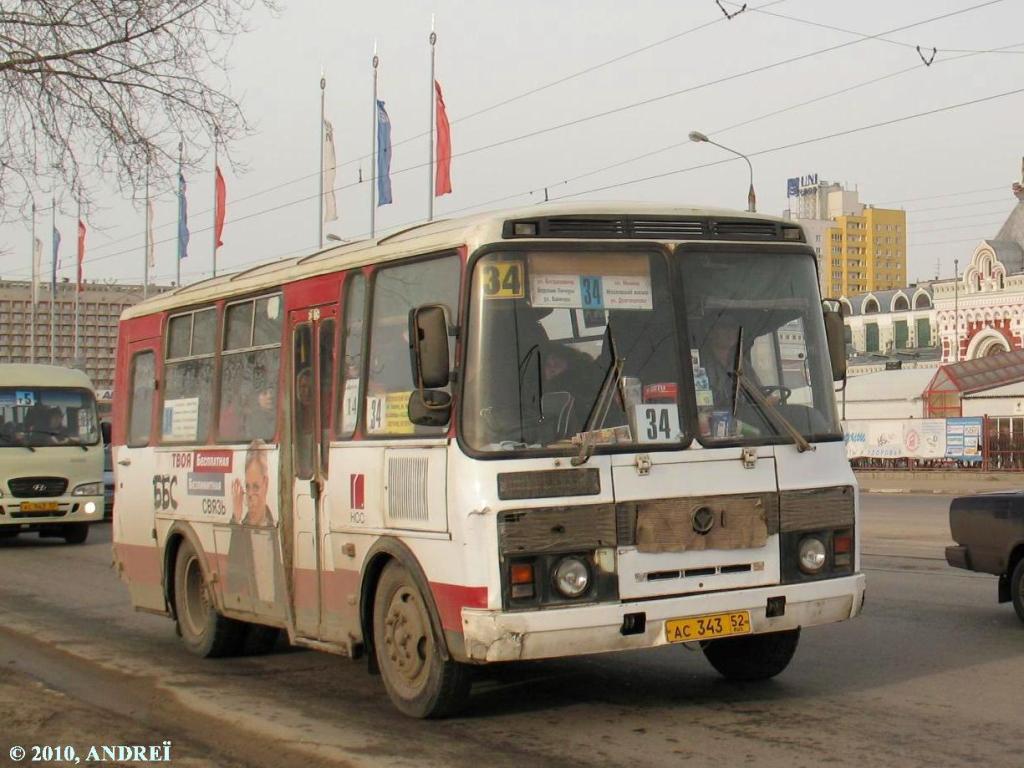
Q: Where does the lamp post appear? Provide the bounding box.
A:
[689,130,756,212]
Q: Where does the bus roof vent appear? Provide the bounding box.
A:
[632,218,706,239]
[711,219,780,240]
[544,217,627,238]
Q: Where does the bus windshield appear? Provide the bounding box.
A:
[463,250,684,453]
[0,387,100,448]
[681,249,841,444]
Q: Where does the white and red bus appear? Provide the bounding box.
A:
[112,203,863,717]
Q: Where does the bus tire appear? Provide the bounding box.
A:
[1010,558,1024,624]
[702,628,800,681]
[373,561,471,718]
[241,624,281,655]
[173,539,245,658]
[63,523,89,545]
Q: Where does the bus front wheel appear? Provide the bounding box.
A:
[173,540,244,657]
[372,561,471,718]
[63,523,89,545]
[702,628,800,681]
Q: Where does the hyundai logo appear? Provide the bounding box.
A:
[32,483,48,493]
[692,506,716,535]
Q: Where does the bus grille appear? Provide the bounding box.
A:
[503,215,802,242]
[387,457,429,522]
[9,477,68,498]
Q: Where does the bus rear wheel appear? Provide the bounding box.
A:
[372,562,471,718]
[702,628,800,681]
[173,540,244,658]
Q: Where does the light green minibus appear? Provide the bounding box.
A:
[0,365,104,544]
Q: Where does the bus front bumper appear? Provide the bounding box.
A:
[0,496,104,528]
[461,573,866,663]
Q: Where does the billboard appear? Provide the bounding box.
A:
[786,174,819,197]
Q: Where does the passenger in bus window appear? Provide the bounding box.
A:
[248,384,277,440]
[294,366,315,475]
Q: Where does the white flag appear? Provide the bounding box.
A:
[323,118,338,223]
[146,198,156,268]
[32,237,42,300]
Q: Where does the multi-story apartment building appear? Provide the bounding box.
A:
[784,179,907,298]
[0,279,167,393]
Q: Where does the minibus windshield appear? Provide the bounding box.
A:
[680,249,842,445]
[0,387,100,448]
[463,249,685,453]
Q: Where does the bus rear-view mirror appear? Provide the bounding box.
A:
[821,299,847,382]
[408,389,452,427]
[409,304,450,389]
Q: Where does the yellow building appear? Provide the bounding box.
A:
[821,206,906,298]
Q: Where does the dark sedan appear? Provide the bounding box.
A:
[947,491,1024,623]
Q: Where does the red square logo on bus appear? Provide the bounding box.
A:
[350,474,365,510]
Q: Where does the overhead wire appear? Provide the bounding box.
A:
[62,0,1012,264]
[75,0,789,257]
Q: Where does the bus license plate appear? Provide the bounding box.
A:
[20,501,59,513]
[665,610,751,643]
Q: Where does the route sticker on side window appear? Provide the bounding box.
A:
[481,262,524,299]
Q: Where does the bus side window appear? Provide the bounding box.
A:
[128,351,155,446]
[218,295,282,443]
[366,254,460,437]
[337,274,366,438]
[162,307,216,444]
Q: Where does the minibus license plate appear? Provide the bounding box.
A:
[665,610,751,643]
[20,501,59,513]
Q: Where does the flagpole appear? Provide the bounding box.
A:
[144,165,150,299]
[319,69,326,249]
[212,129,219,278]
[371,42,378,239]
[177,141,183,287]
[74,195,80,365]
[428,18,436,222]
[50,195,56,365]
[30,199,36,364]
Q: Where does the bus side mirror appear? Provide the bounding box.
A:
[408,389,452,427]
[822,299,847,382]
[409,304,450,389]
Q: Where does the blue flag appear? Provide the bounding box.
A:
[177,172,190,261]
[376,100,393,206]
[51,227,61,292]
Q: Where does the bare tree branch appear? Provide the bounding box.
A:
[0,0,278,220]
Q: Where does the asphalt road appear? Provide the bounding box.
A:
[1,495,1021,768]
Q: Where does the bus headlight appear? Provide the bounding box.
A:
[798,537,827,574]
[72,482,104,496]
[553,556,590,598]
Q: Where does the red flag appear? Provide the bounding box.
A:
[76,219,86,292]
[434,80,452,197]
[214,165,227,248]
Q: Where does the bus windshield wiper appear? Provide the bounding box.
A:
[571,325,625,466]
[730,325,812,453]
[2,434,35,452]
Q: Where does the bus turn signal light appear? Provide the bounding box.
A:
[510,563,535,599]
[833,531,853,568]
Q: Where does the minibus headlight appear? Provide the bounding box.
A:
[553,556,590,598]
[72,482,104,496]
[798,537,827,574]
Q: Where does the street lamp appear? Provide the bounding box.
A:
[689,130,756,213]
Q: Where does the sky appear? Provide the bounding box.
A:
[3,0,1024,291]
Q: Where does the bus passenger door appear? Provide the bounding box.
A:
[289,305,337,639]
[114,337,166,613]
